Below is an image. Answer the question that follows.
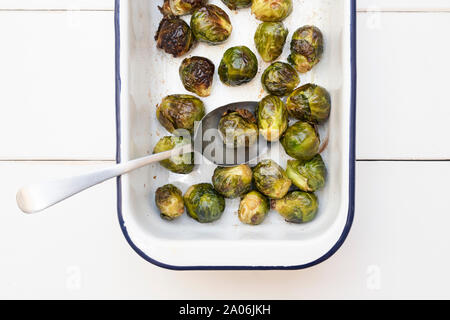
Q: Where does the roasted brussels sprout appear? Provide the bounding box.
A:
[253,160,292,199]
[191,5,232,45]
[168,0,207,16]
[221,0,251,10]
[159,0,173,16]
[153,135,194,174]
[254,22,289,62]
[179,56,215,97]
[286,155,327,192]
[288,25,324,73]
[218,109,258,148]
[184,183,225,223]
[219,46,258,86]
[286,83,331,124]
[273,191,318,223]
[155,16,195,57]
[281,121,320,161]
[261,62,300,97]
[155,184,185,220]
[212,164,253,198]
[257,95,288,142]
[156,94,205,133]
[238,191,269,225]
[251,0,293,22]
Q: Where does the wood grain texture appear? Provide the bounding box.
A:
[0,0,114,10]
[358,0,450,11]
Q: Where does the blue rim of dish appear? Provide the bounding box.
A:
[115,0,357,271]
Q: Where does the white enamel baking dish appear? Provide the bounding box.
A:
[115,0,356,270]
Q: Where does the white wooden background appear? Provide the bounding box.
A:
[1,0,450,299]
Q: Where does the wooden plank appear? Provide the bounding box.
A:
[1,161,450,299]
[0,11,115,160]
[358,0,450,11]
[357,12,450,160]
[0,0,114,10]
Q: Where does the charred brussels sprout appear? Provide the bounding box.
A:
[191,5,232,45]
[253,160,292,199]
[169,0,207,16]
[153,136,194,174]
[212,164,253,199]
[286,83,331,124]
[286,155,327,192]
[257,95,288,142]
[238,191,269,225]
[273,191,318,223]
[218,109,258,148]
[221,0,251,10]
[179,56,215,97]
[254,22,288,62]
[155,16,195,57]
[156,94,205,133]
[219,46,258,86]
[261,62,300,97]
[252,0,293,22]
[155,184,185,220]
[281,121,320,161]
[184,183,225,223]
[159,0,173,16]
[288,25,324,73]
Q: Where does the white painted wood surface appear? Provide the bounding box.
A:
[1,0,450,299]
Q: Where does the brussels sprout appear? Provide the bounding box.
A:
[184,183,225,223]
[179,56,215,97]
[169,0,207,16]
[238,191,269,225]
[221,0,251,10]
[212,164,253,198]
[253,160,292,199]
[286,155,327,192]
[155,184,185,220]
[153,136,194,174]
[273,191,318,223]
[219,46,258,86]
[218,109,258,148]
[288,25,324,73]
[281,121,320,161]
[159,0,173,16]
[286,83,331,124]
[191,5,232,45]
[257,95,288,142]
[156,94,205,133]
[261,62,300,97]
[155,16,195,57]
[251,0,293,22]
[254,22,289,62]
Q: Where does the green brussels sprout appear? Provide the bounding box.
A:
[238,191,269,225]
[221,0,251,10]
[218,109,258,148]
[254,22,289,62]
[281,121,320,161]
[156,94,205,133]
[155,16,196,57]
[219,46,259,86]
[153,136,194,174]
[179,56,215,97]
[191,5,233,45]
[286,155,327,192]
[212,164,253,198]
[184,183,225,223]
[286,83,331,124]
[169,0,207,16]
[257,95,288,142]
[288,25,324,73]
[273,191,318,223]
[261,62,300,97]
[251,0,293,22]
[253,160,292,199]
[155,184,185,220]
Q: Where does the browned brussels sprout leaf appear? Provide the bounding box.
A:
[155,16,196,57]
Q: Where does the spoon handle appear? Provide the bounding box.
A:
[16,145,192,214]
